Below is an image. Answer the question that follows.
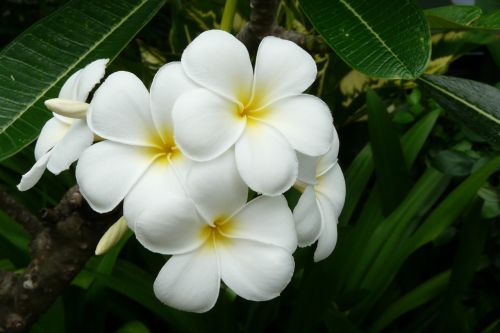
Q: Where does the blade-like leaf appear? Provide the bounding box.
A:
[0,0,166,161]
[351,157,500,318]
[367,89,410,214]
[340,109,440,225]
[418,74,500,145]
[370,270,451,333]
[299,0,431,79]
[406,156,500,254]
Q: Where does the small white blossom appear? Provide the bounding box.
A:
[172,30,334,196]
[133,151,297,313]
[18,58,108,191]
[293,128,346,262]
[75,62,198,224]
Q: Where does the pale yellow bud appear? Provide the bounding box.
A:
[44,98,89,119]
[95,217,129,255]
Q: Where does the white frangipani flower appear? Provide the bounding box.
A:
[133,151,297,313]
[172,30,334,196]
[76,62,198,222]
[293,128,346,262]
[18,59,108,191]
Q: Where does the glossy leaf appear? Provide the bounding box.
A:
[0,0,166,161]
[425,5,500,30]
[300,0,431,79]
[419,75,500,145]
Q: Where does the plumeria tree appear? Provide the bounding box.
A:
[0,0,499,332]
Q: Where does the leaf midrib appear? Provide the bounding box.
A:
[338,0,413,77]
[419,77,500,125]
[0,0,149,134]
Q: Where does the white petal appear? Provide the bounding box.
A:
[76,141,156,213]
[219,239,294,301]
[226,195,297,252]
[59,58,108,101]
[46,120,93,175]
[34,117,70,160]
[235,122,297,196]
[187,150,246,223]
[154,247,220,313]
[261,95,333,156]
[316,163,346,217]
[123,156,189,231]
[314,194,338,262]
[253,36,317,106]
[181,30,253,104]
[173,89,246,161]
[134,195,208,255]
[296,152,318,186]
[17,152,50,191]
[150,62,198,141]
[88,71,155,147]
[317,127,340,176]
[293,186,322,247]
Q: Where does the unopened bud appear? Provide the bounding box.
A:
[44,98,89,119]
[95,217,129,255]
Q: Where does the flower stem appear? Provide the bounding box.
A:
[220,0,238,32]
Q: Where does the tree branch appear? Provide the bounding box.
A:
[0,188,42,236]
[236,0,327,53]
[0,186,120,333]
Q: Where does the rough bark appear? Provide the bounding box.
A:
[236,0,327,53]
[0,187,120,332]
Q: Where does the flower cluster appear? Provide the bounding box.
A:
[19,30,346,312]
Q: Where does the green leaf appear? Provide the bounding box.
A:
[436,201,490,331]
[366,89,410,213]
[299,0,431,79]
[339,145,373,225]
[90,259,208,333]
[370,270,451,333]
[425,5,500,31]
[430,149,476,177]
[0,0,166,161]
[406,155,500,256]
[340,108,440,225]
[345,167,449,293]
[30,298,66,333]
[115,321,150,333]
[418,74,500,145]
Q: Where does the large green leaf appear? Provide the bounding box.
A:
[0,0,166,161]
[425,5,500,31]
[419,74,500,145]
[299,0,431,79]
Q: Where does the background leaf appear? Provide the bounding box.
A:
[299,0,431,79]
[419,74,500,145]
[425,5,500,31]
[0,0,166,161]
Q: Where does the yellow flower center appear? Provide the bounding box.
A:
[236,90,269,124]
[200,217,234,247]
[146,131,180,161]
